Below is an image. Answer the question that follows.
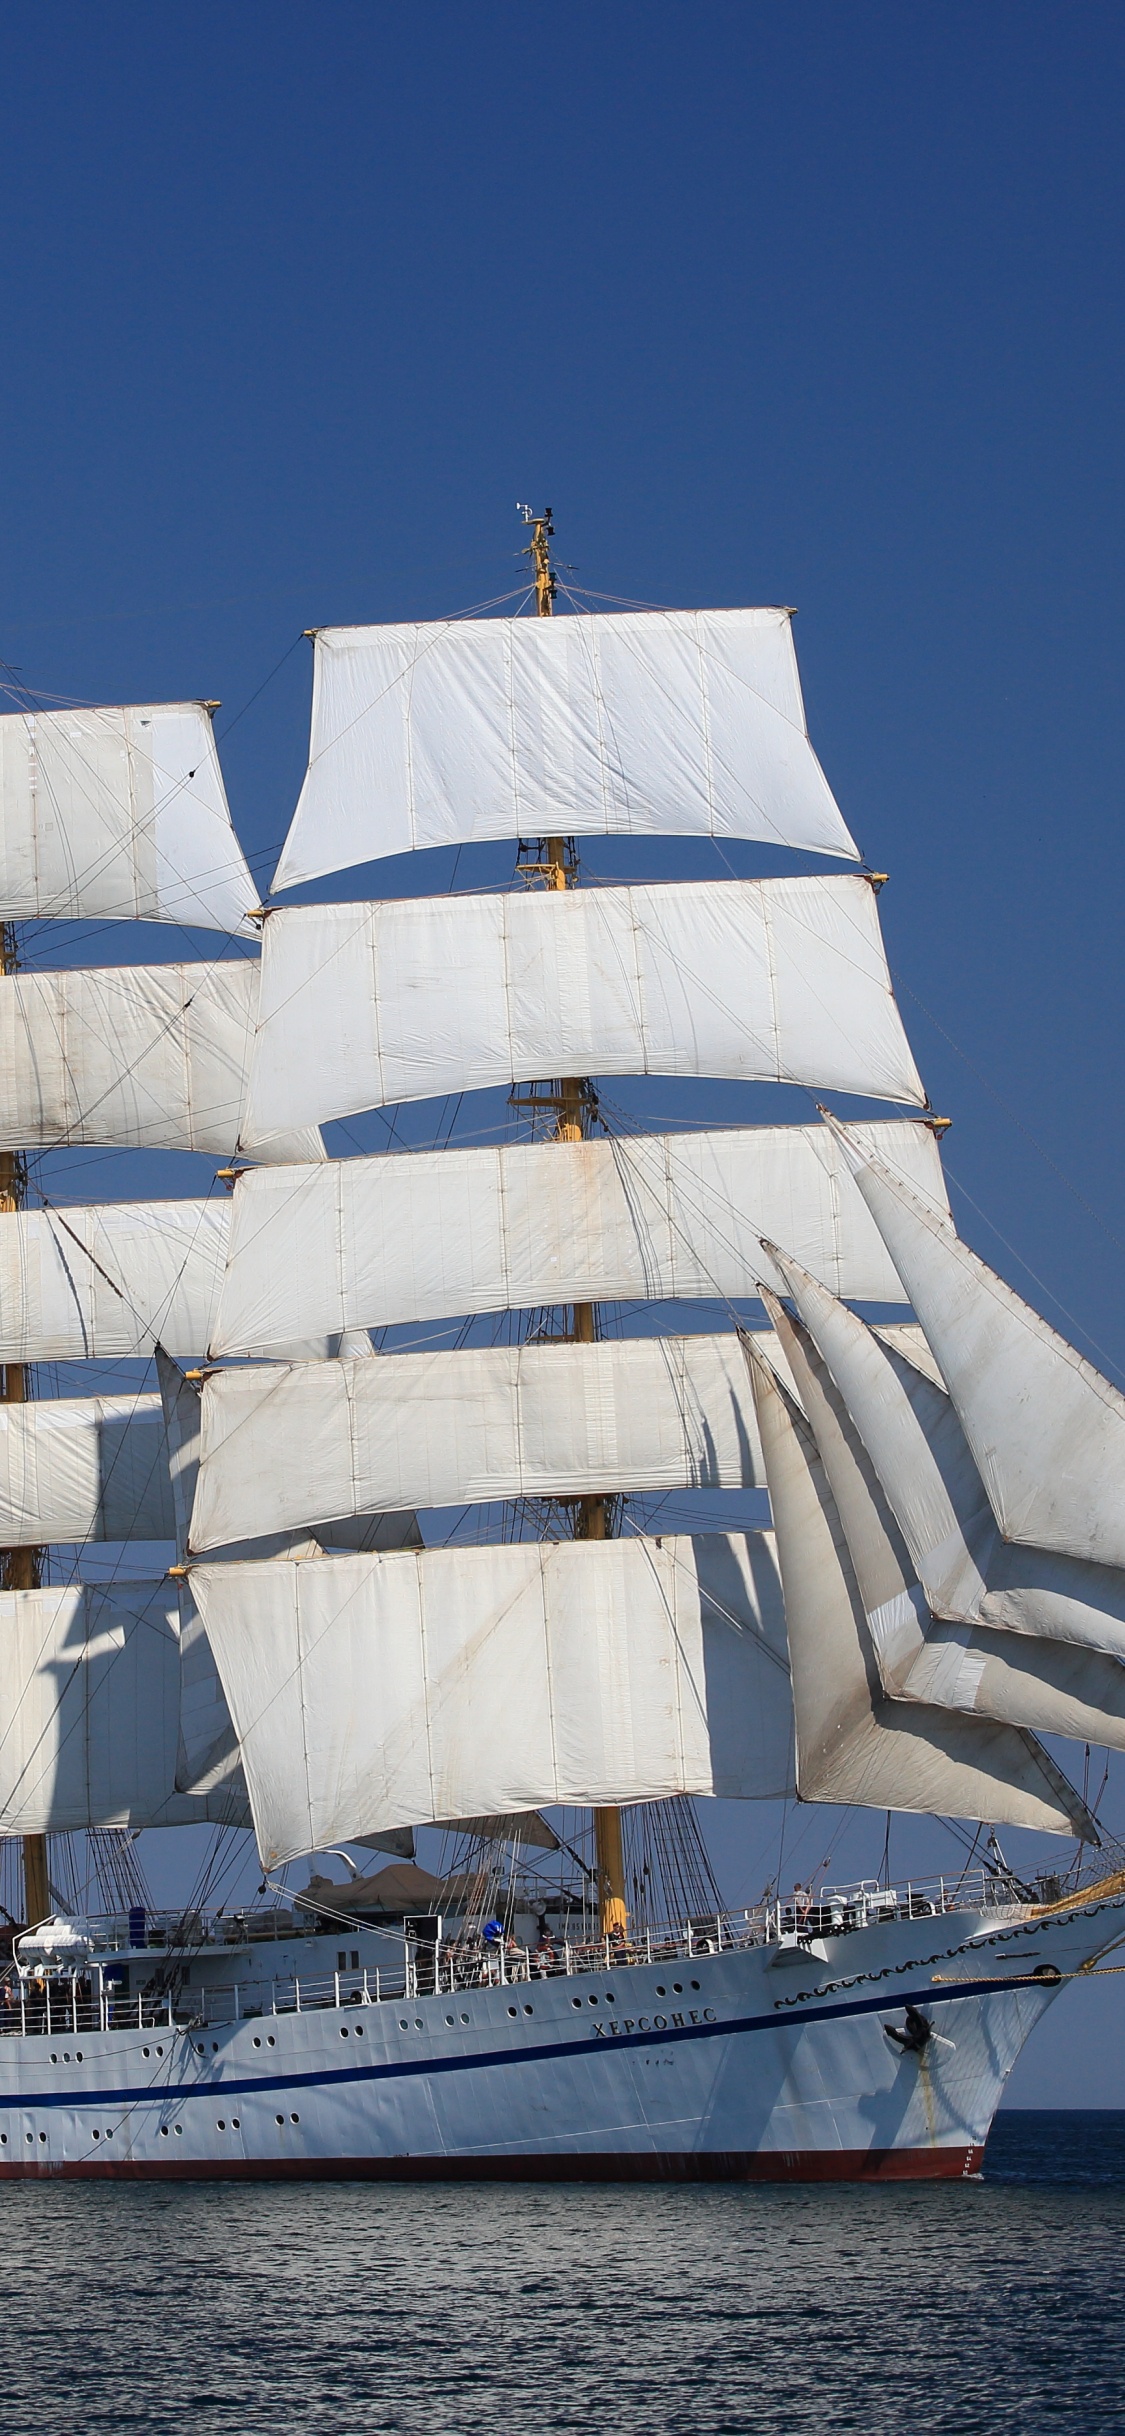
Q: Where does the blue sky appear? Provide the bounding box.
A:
[3,4,1125,2098]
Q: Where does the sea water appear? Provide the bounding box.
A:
[0,2114,1119,2434]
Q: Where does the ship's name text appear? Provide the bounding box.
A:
[592,2008,717,2037]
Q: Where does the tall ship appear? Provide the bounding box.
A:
[0,511,1123,2179]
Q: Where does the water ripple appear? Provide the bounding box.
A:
[0,2113,1120,2435]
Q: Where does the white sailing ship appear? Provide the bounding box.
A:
[0,510,1123,2181]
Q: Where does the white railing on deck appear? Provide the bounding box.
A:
[0,1858,1100,2037]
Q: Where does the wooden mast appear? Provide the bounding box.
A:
[521,510,628,1941]
[0,922,49,1927]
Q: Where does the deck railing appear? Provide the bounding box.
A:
[0,1859,1088,2038]
[0,1856,1108,2037]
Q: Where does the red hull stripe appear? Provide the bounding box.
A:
[0,2144,986,2185]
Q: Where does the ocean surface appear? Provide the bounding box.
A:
[0,2114,1121,2434]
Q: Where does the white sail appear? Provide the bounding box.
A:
[272,609,859,892]
[772,1249,1125,1663]
[190,1534,796,1865]
[155,1350,416,1808]
[157,1350,202,1562]
[760,1291,919,1632]
[762,1292,1125,1773]
[159,1345,420,1559]
[0,960,321,1161]
[0,701,257,932]
[176,1589,246,1802]
[871,1322,948,1391]
[0,1581,247,1832]
[210,1119,948,1356]
[0,1391,172,1546]
[0,1201,230,1363]
[834,1122,1125,1572]
[244,878,925,1141]
[879,1617,1125,1751]
[769,1246,996,1619]
[744,1340,1087,1835]
[190,1332,793,1551]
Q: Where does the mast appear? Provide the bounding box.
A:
[0,922,49,1928]
[519,508,628,1941]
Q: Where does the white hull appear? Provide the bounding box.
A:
[1,1891,1120,2182]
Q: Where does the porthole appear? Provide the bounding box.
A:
[24,2132,31,2144]
[160,2126,169,2138]
[507,2005,517,2018]
[195,2043,205,2055]
[217,2118,226,2130]
[232,2118,240,2129]
[38,2131,46,2143]
[459,2012,469,2024]
[290,2111,299,2124]
[142,2047,150,2058]
[656,1986,666,1997]
[156,2045,164,2057]
[588,1994,598,2005]
[267,2035,275,2047]
[672,1983,682,1994]
[105,2128,113,2139]
[414,2019,423,2030]
[175,2126,183,2137]
[398,2019,408,2031]
[92,2130,100,2142]
[75,2052,83,2063]
[605,1994,615,2004]
[339,2026,349,2038]
[523,2004,534,2017]
[445,2014,455,2026]
[253,2037,261,2049]
[276,2114,285,2126]
[571,1996,582,2008]
[354,2024,364,2037]
[0,2133,7,2145]
[211,2042,219,2053]
[62,2052,70,2063]
[49,2053,57,2064]
[690,1981,700,1992]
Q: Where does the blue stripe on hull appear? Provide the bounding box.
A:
[0,1968,1058,2113]
[0,1898,1114,2179]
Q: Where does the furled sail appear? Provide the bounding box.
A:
[190,1534,796,1865]
[770,1246,1125,1663]
[0,1201,230,1362]
[0,959,322,1161]
[761,1291,1125,1767]
[0,701,258,932]
[244,877,925,1140]
[744,1340,1089,1835]
[0,1581,248,1833]
[0,1391,173,1546]
[190,1332,795,1551]
[271,609,859,891]
[832,1120,1125,1572]
[210,1119,948,1356]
